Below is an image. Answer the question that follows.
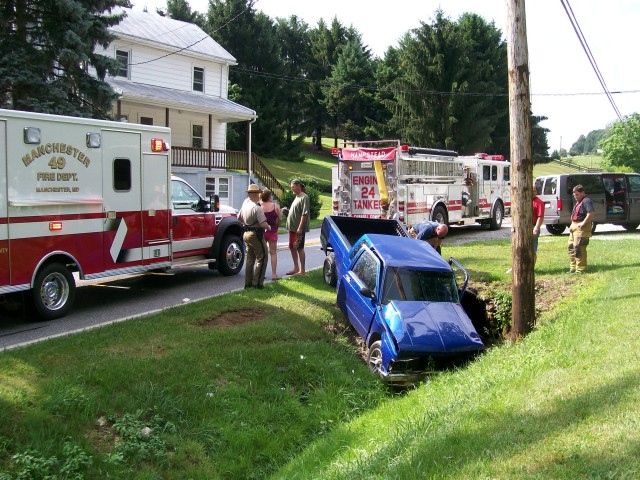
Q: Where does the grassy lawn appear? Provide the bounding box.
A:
[2,231,640,478]
[261,140,337,229]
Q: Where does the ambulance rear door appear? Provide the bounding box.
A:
[101,130,143,270]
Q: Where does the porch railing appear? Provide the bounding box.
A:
[171,146,286,201]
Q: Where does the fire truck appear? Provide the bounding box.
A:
[0,109,245,319]
[331,140,511,229]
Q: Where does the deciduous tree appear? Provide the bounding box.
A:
[600,113,640,172]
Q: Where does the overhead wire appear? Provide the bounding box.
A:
[559,0,624,122]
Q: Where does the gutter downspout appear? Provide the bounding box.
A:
[247,118,257,188]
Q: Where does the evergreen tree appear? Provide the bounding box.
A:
[274,15,310,148]
[531,115,550,163]
[322,37,377,141]
[160,0,205,26]
[207,0,286,155]
[305,18,353,149]
[0,0,128,118]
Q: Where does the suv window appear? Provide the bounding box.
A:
[543,177,557,195]
[566,175,605,195]
[628,175,640,193]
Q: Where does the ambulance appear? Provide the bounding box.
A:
[0,109,245,319]
[331,140,511,230]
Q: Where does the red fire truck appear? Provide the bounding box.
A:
[331,140,511,229]
[0,109,245,319]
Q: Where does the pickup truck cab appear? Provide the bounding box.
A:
[321,216,484,385]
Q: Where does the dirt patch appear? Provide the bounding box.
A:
[196,308,268,328]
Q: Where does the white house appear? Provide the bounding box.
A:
[96,8,276,209]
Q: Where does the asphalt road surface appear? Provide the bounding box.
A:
[1,219,635,350]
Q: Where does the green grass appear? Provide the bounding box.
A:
[533,154,605,177]
[261,139,338,228]
[2,231,640,478]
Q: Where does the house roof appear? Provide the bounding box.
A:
[107,78,257,122]
[111,8,236,64]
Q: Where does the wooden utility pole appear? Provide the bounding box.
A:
[506,0,535,340]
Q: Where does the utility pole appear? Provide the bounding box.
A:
[506,0,535,340]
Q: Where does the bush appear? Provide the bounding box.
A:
[280,180,322,220]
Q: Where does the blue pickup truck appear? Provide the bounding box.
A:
[321,216,484,385]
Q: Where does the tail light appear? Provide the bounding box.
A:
[398,200,405,222]
[557,198,563,211]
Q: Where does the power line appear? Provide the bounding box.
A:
[559,0,623,121]
[231,65,640,99]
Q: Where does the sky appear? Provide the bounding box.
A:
[131,0,640,155]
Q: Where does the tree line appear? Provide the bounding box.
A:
[1,0,554,161]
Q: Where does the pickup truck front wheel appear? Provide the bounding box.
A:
[323,254,337,287]
[217,235,244,276]
[367,340,384,378]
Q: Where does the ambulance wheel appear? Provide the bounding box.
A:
[323,254,337,287]
[367,340,384,378]
[32,263,76,320]
[217,234,244,276]
[432,205,448,225]
[545,224,566,235]
[489,202,503,230]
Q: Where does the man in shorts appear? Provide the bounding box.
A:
[284,179,310,276]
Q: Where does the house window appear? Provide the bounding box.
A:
[193,66,204,92]
[206,176,230,204]
[115,50,129,78]
[140,117,153,125]
[192,124,203,148]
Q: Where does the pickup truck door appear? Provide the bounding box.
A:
[342,248,380,339]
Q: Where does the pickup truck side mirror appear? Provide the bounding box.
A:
[359,285,376,300]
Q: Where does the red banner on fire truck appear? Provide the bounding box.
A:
[340,147,396,161]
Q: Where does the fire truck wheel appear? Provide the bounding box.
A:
[323,254,337,287]
[489,202,504,230]
[217,235,244,276]
[32,263,76,320]
[432,205,448,225]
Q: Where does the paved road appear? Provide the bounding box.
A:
[1,219,635,350]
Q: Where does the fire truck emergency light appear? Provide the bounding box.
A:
[151,138,168,152]
[331,147,340,156]
[400,145,409,151]
[49,222,63,231]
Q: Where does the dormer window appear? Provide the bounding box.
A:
[115,50,130,78]
[193,66,204,92]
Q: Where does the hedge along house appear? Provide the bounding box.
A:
[97,7,284,209]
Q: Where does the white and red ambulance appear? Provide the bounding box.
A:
[0,109,245,319]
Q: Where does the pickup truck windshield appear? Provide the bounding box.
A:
[381,268,459,304]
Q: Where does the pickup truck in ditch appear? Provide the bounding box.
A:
[320,215,484,384]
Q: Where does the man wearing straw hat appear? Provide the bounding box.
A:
[238,184,270,289]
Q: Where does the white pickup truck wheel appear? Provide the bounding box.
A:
[32,263,76,320]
